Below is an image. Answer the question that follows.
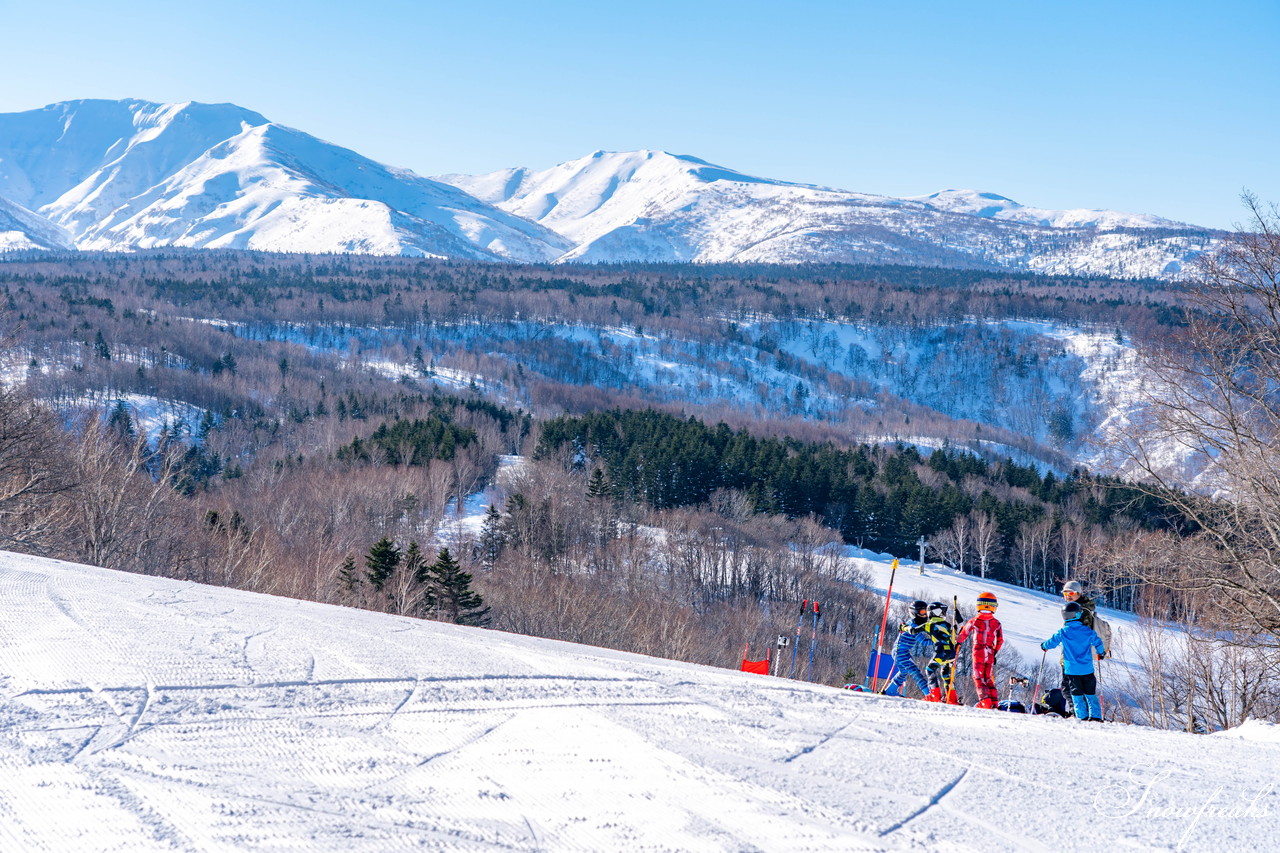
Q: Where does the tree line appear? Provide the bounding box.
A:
[536,408,1186,586]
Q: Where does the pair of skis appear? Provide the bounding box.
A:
[787,598,821,681]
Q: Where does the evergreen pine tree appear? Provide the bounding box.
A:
[337,555,361,593]
[106,400,136,440]
[364,537,400,592]
[479,504,505,571]
[428,547,489,626]
[403,540,435,615]
[586,467,610,500]
[94,330,112,360]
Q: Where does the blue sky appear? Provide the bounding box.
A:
[5,0,1276,229]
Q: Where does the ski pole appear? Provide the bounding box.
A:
[870,559,899,693]
[1094,650,1105,720]
[788,599,807,678]
[1030,648,1048,707]
[877,662,898,694]
[805,601,821,681]
[946,595,959,704]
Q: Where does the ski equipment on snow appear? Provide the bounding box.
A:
[947,595,961,704]
[870,559,899,692]
[1030,647,1049,707]
[805,601,821,681]
[740,643,770,674]
[788,599,808,678]
[771,634,789,676]
[997,675,1029,713]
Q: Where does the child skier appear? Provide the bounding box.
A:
[882,600,932,697]
[1041,600,1107,721]
[956,591,1004,709]
[922,601,959,704]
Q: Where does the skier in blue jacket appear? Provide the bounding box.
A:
[1041,601,1107,721]
[882,600,932,697]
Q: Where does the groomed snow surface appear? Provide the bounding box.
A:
[2,550,1276,852]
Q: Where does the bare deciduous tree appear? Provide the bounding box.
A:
[971,510,1000,580]
[0,388,70,551]
[1109,194,1280,640]
[61,419,188,574]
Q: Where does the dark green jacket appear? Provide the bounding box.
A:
[1076,595,1097,630]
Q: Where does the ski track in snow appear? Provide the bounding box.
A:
[2,550,1279,852]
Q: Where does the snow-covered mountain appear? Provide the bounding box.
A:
[4,548,1277,851]
[441,150,1220,277]
[0,193,72,251]
[0,100,1223,276]
[0,99,570,260]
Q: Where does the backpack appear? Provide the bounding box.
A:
[1095,617,1113,650]
[1033,687,1069,717]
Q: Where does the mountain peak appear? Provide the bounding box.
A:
[0,98,569,260]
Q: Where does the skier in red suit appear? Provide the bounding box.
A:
[956,591,1004,708]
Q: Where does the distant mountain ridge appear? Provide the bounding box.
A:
[0,99,1222,277]
[0,99,569,261]
[440,149,1217,277]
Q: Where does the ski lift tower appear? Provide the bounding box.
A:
[916,536,927,575]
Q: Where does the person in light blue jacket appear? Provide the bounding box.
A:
[1041,601,1107,721]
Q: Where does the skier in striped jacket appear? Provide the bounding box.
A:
[956,591,1004,709]
[883,600,932,697]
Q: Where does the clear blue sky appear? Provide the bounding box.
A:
[5,0,1276,229]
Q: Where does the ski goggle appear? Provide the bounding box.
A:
[976,602,998,612]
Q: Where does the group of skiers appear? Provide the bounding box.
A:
[879,580,1108,720]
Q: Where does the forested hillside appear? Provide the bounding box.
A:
[538,408,1185,578]
[0,250,1206,688]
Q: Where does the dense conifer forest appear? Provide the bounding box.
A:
[537,408,1186,571]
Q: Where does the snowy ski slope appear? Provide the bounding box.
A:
[1,550,1277,852]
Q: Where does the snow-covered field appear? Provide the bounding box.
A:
[2,550,1276,852]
